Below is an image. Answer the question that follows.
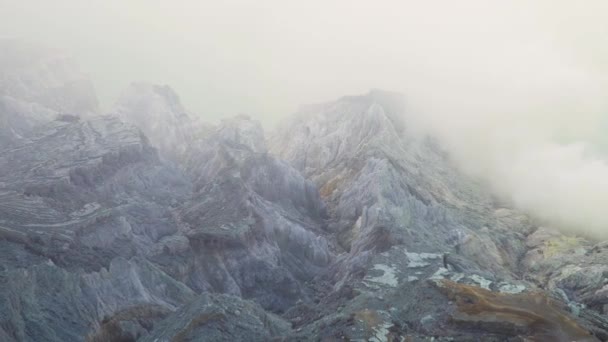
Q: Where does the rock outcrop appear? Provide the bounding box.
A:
[175,115,333,312]
[140,293,290,342]
[0,115,191,264]
[111,82,193,162]
[0,83,334,339]
[0,112,196,341]
[271,90,608,341]
[271,90,530,282]
[3,45,608,341]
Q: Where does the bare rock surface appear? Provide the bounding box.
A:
[272,90,608,341]
[3,46,608,341]
[174,115,333,312]
[111,82,193,162]
[140,293,290,342]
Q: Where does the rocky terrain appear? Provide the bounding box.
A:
[2,43,608,341]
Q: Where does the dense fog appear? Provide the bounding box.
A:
[3,0,608,236]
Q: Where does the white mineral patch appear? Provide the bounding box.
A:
[369,322,393,342]
[70,202,101,217]
[429,267,449,280]
[498,283,526,294]
[364,264,398,288]
[450,273,464,282]
[470,274,492,290]
[405,252,442,268]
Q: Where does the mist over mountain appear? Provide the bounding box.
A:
[4,0,608,238]
[2,2,608,341]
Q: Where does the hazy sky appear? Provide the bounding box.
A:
[1,1,605,124]
[3,1,608,236]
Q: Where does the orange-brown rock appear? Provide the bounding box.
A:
[435,279,598,341]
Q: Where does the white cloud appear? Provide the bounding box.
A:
[3,0,608,236]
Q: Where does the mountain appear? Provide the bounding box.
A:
[0,115,194,341]
[111,82,193,162]
[271,90,608,341]
[0,40,98,147]
[2,46,608,341]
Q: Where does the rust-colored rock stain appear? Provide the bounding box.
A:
[436,280,599,341]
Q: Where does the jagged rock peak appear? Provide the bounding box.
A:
[296,88,406,127]
[215,114,267,153]
[113,82,189,121]
[269,89,412,180]
[0,115,161,209]
[111,82,193,161]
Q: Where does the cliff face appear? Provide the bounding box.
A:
[111,82,193,162]
[0,115,195,342]
[171,115,333,312]
[3,45,608,342]
[270,91,530,279]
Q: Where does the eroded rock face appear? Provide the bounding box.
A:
[0,258,195,342]
[3,46,608,341]
[433,280,598,341]
[0,95,336,339]
[0,114,195,341]
[270,90,531,285]
[0,115,191,264]
[272,91,608,341]
[140,293,290,342]
[176,116,333,312]
[521,227,608,316]
[111,82,193,162]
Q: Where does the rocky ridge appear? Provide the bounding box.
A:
[111,82,193,162]
[2,44,608,341]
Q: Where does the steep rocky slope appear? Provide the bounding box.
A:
[3,45,608,341]
[111,82,193,162]
[0,114,196,341]
[0,75,334,340]
[271,90,608,341]
[111,84,335,311]
[271,90,531,280]
[145,115,334,313]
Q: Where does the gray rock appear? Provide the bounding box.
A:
[0,113,194,340]
[270,90,530,286]
[111,82,194,162]
[3,48,608,342]
[176,116,334,312]
[141,293,290,342]
[271,90,607,341]
[0,115,191,267]
[0,257,194,342]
